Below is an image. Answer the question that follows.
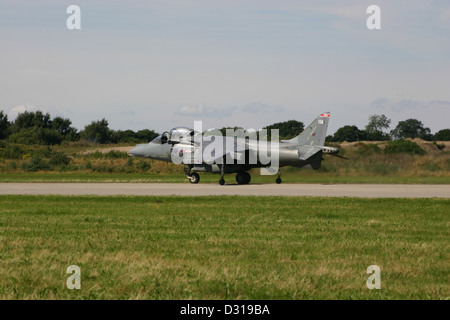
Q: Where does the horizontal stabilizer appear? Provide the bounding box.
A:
[298,145,322,161]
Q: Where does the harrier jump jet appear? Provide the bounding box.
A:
[129,113,345,184]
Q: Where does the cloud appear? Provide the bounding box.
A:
[240,102,270,113]
[240,102,285,114]
[428,100,450,107]
[176,102,285,120]
[120,110,136,116]
[438,7,450,28]
[370,97,450,113]
[176,105,236,118]
[7,103,37,120]
[390,100,425,112]
[370,97,389,109]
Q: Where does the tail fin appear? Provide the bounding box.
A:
[285,112,330,146]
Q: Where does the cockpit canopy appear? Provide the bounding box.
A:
[151,127,199,144]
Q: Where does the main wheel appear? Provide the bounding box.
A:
[189,172,200,184]
[219,178,225,185]
[276,177,282,184]
[236,172,251,185]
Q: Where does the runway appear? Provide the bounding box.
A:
[0,183,449,198]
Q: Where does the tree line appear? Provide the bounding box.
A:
[0,110,449,145]
[326,114,450,142]
[0,110,158,145]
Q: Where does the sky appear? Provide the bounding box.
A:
[1,0,450,135]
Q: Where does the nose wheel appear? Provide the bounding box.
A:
[185,165,200,184]
[188,172,200,184]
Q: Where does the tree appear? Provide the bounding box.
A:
[217,126,244,137]
[51,116,78,140]
[332,125,366,142]
[390,119,432,141]
[110,129,159,143]
[0,111,10,139]
[135,129,159,142]
[80,119,113,144]
[434,129,450,141]
[13,111,52,131]
[263,120,304,140]
[365,114,391,141]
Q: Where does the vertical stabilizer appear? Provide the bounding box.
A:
[286,113,330,146]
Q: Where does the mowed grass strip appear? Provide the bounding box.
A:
[0,196,448,299]
[1,172,450,184]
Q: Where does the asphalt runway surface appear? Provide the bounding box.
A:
[0,183,449,198]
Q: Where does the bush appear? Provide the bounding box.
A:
[8,128,39,145]
[136,160,151,172]
[0,144,24,159]
[356,143,381,156]
[434,129,450,141]
[85,151,104,159]
[371,163,400,175]
[103,150,129,159]
[384,140,425,155]
[21,154,49,172]
[85,150,129,159]
[6,161,17,171]
[432,141,445,150]
[49,152,71,166]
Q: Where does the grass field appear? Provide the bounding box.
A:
[0,195,448,299]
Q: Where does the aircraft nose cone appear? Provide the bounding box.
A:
[129,145,143,157]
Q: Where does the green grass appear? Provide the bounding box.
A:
[0,171,449,184]
[0,196,448,299]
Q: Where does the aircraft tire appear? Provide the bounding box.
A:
[236,172,251,185]
[189,172,200,184]
[219,178,225,185]
[243,172,251,184]
[276,177,282,184]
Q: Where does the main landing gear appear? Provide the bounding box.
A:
[236,172,251,185]
[217,164,251,185]
[218,172,251,185]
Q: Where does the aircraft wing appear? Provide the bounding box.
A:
[201,135,251,164]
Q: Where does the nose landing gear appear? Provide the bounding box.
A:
[185,165,200,184]
[188,172,200,184]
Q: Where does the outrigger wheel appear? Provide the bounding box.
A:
[189,172,200,184]
[276,168,282,184]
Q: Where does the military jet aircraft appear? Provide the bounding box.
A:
[129,112,345,185]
